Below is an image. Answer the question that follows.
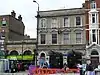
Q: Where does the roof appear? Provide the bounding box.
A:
[38,8,85,17]
[39,8,83,12]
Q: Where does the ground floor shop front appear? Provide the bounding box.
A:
[6,55,34,72]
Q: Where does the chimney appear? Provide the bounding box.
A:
[18,15,22,21]
[84,0,90,9]
[82,3,85,8]
[11,10,16,18]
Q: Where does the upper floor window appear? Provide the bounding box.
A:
[63,33,70,44]
[2,18,6,26]
[91,1,96,9]
[40,18,46,28]
[76,33,81,43]
[40,34,46,44]
[64,17,69,27]
[92,30,96,42]
[91,13,97,24]
[52,34,57,44]
[52,18,57,28]
[76,17,81,26]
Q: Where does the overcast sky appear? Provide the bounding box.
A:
[0,0,85,38]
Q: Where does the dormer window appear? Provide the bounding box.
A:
[91,1,96,9]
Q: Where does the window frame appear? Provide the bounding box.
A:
[75,16,82,26]
[90,1,96,9]
[2,18,7,27]
[40,34,46,44]
[40,18,46,28]
[64,17,70,27]
[76,33,82,43]
[52,34,57,44]
[92,30,96,42]
[63,33,70,44]
[51,18,57,28]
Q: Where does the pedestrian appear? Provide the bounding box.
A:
[63,63,69,72]
[85,63,95,75]
[77,63,83,75]
[17,63,21,72]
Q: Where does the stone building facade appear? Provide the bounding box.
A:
[37,8,86,66]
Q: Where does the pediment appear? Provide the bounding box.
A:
[86,43,100,50]
[62,29,71,32]
[74,28,84,32]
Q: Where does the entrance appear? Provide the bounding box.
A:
[39,53,46,68]
[49,51,63,69]
[67,50,82,68]
[91,57,99,68]
[91,50,99,68]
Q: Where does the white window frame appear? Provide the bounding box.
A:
[92,30,96,42]
[40,18,46,28]
[51,18,57,28]
[75,16,82,26]
[91,13,97,24]
[76,33,82,43]
[63,33,70,44]
[64,17,70,27]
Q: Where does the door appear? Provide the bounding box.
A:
[91,57,99,68]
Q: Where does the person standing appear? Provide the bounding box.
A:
[85,63,95,75]
[17,63,21,72]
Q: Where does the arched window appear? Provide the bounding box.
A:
[10,50,18,55]
[40,53,45,57]
[23,50,32,55]
[91,50,98,55]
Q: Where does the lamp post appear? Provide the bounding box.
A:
[33,0,40,66]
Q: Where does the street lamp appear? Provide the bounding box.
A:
[33,0,40,66]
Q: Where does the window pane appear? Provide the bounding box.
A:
[76,17,81,25]
[52,34,57,44]
[64,18,69,27]
[92,14,95,23]
[76,33,81,43]
[41,19,46,28]
[41,34,45,44]
[52,18,57,28]
[2,18,6,26]
[64,33,69,44]
[92,30,96,42]
[91,1,96,9]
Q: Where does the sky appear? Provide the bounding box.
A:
[0,0,85,38]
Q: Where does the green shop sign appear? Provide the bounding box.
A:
[7,55,34,60]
